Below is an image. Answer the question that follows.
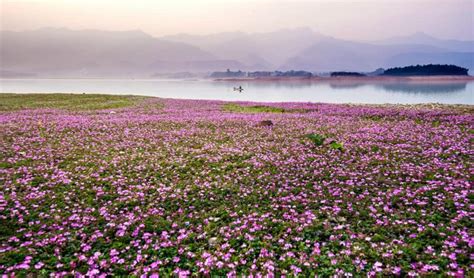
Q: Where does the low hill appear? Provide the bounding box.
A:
[382,64,468,76]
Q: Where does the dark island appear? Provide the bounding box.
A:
[383,64,468,76]
[330,71,366,77]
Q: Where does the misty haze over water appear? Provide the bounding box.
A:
[1,79,472,104]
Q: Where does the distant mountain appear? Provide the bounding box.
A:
[163,27,333,69]
[1,28,473,77]
[165,29,474,73]
[282,39,450,72]
[0,70,36,78]
[163,31,247,49]
[376,32,474,52]
[0,28,245,77]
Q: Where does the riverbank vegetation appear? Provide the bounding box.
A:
[0,94,146,111]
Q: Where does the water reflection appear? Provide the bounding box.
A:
[219,80,470,94]
[215,80,319,89]
[0,78,472,104]
[328,83,367,90]
[378,82,467,94]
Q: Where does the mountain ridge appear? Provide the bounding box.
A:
[1,28,472,77]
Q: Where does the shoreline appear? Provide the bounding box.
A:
[1,93,472,110]
[214,75,474,83]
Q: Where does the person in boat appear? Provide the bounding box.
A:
[234,86,244,92]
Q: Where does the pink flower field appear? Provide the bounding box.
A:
[0,95,473,276]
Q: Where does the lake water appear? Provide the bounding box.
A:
[1,78,473,104]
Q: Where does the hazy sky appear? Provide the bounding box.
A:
[1,0,473,40]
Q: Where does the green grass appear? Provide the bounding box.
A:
[0,93,148,111]
[223,103,287,113]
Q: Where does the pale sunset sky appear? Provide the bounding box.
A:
[1,0,473,40]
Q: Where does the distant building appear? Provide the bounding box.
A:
[247,71,273,78]
[209,69,246,78]
[273,70,313,78]
[211,69,314,78]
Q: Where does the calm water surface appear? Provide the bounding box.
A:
[1,79,473,104]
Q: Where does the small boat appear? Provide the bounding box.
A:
[233,86,244,92]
